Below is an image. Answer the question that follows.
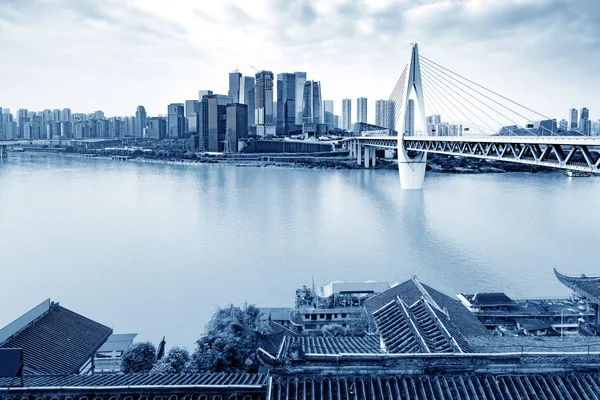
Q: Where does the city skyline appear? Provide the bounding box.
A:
[1,0,599,123]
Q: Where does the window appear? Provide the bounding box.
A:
[305,314,310,319]
[320,314,325,319]
[326,314,332,320]
[342,313,347,318]
[311,314,317,320]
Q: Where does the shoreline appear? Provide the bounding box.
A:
[11,149,571,175]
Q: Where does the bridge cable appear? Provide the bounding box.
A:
[419,78,465,129]
[420,70,499,134]
[420,57,558,136]
[388,66,409,125]
[420,78,490,135]
[420,55,553,121]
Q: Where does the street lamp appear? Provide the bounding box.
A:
[561,308,577,338]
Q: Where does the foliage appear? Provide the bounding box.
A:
[191,304,271,373]
[321,324,346,337]
[120,341,157,374]
[150,346,192,374]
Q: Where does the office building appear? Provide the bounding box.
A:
[135,106,146,138]
[302,81,322,124]
[357,97,367,124]
[294,72,307,125]
[559,119,568,131]
[225,103,248,153]
[185,100,200,134]
[427,114,441,135]
[207,94,232,152]
[94,111,105,120]
[579,107,590,134]
[17,109,29,138]
[569,108,578,129]
[52,109,61,122]
[255,70,274,127]
[404,99,414,136]
[147,117,167,139]
[342,99,352,131]
[240,77,255,127]
[167,103,185,138]
[276,73,298,136]
[228,72,242,103]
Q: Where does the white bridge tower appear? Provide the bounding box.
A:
[397,43,427,190]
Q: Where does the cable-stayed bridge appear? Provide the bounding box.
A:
[342,43,600,189]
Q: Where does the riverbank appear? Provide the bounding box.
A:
[15,147,564,174]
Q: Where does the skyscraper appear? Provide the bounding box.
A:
[61,108,72,123]
[357,98,367,124]
[228,72,242,103]
[198,91,213,151]
[167,103,185,138]
[302,81,322,124]
[17,109,28,138]
[94,111,105,119]
[579,107,590,134]
[208,94,232,152]
[225,103,248,153]
[323,100,334,128]
[135,106,147,138]
[342,99,352,131]
[404,99,415,136]
[255,70,274,126]
[294,72,307,125]
[569,108,578,130]
[147,117,167,139]
[240,77,255,127]
[276,73,297,136]
[375,100,395,130]
[185,100,200,134]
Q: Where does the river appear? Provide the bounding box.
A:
[1,153,599,348]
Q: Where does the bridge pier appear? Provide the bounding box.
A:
[0,145,7,160]
[398,146,427,190]
[364,147,371,168]
[356,143,362,165]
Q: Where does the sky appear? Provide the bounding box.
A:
[1,0,599,125]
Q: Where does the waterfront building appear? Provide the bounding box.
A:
[17,109,28,138]
[375,99,395,130]
[94,110,105,120]
[185,100,200,134]
[228,71,242,103]
[0,298,112,374]
[357,97,367,124]
[167,103,185,138]
[276,73,297,136]
[135,106,146,138]
[52,109,61,122]
[294,72,307,125]
[570,108,578,129]
[255,70,274,136]
[353,122,396,137]
[207,94,232,152]
[555,268,600,332]
[341,99,352,131]
[240,77,255,127]
[225,103,248,153]
[61,108,72,123]
[97,119,108,138]
[559,118,568,131]
[302,81,323,138]
[333,115,340,129]
[126,116,136,138]
[147,117,167,139]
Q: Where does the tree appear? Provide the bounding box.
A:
[191,304,271,373]
[120,342,157,374]
[150,346,191,374]
[321,324,346,337]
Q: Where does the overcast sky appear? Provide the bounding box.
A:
[1,0,598,124]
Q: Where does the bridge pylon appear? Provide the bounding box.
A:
[397,43,427,190]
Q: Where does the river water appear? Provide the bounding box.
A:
[1,153,599,348]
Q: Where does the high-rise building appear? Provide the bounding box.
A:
[225,103,248,153]
[357,98,367,124]
[323,100,334,128]
[167,103,185,138]
[579,107,590,134]
[404,99,415,136]
[294,72,307,125]
[302,81,322,124]
[135,106,147,138]
[342,99,352,131]
[0,106,3,139]
[427,114,442,135]
[255,70,274,127]
[61,108,72,123]
[198,91,213,151]
[207,94,232,152]
[375,100,395,130]
[276,73,297,136]
[17,109,29,138]
[559,119,568,131]
[94,110,105,120]
[228,72,242,103]
[185,100,200,134]
[52,109,61,122]
[569,108,578,129]
[147,117,167,139]
[240,77,255,127]
[333,115,340,129]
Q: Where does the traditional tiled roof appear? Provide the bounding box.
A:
[286,335,382,355]
[0,373,268,388]
[0,303,112,375]
[270,373,600,400]
[365,277,488,338]
[259,322,298,356]
[555,268,600,304]
[467,292,516,306]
